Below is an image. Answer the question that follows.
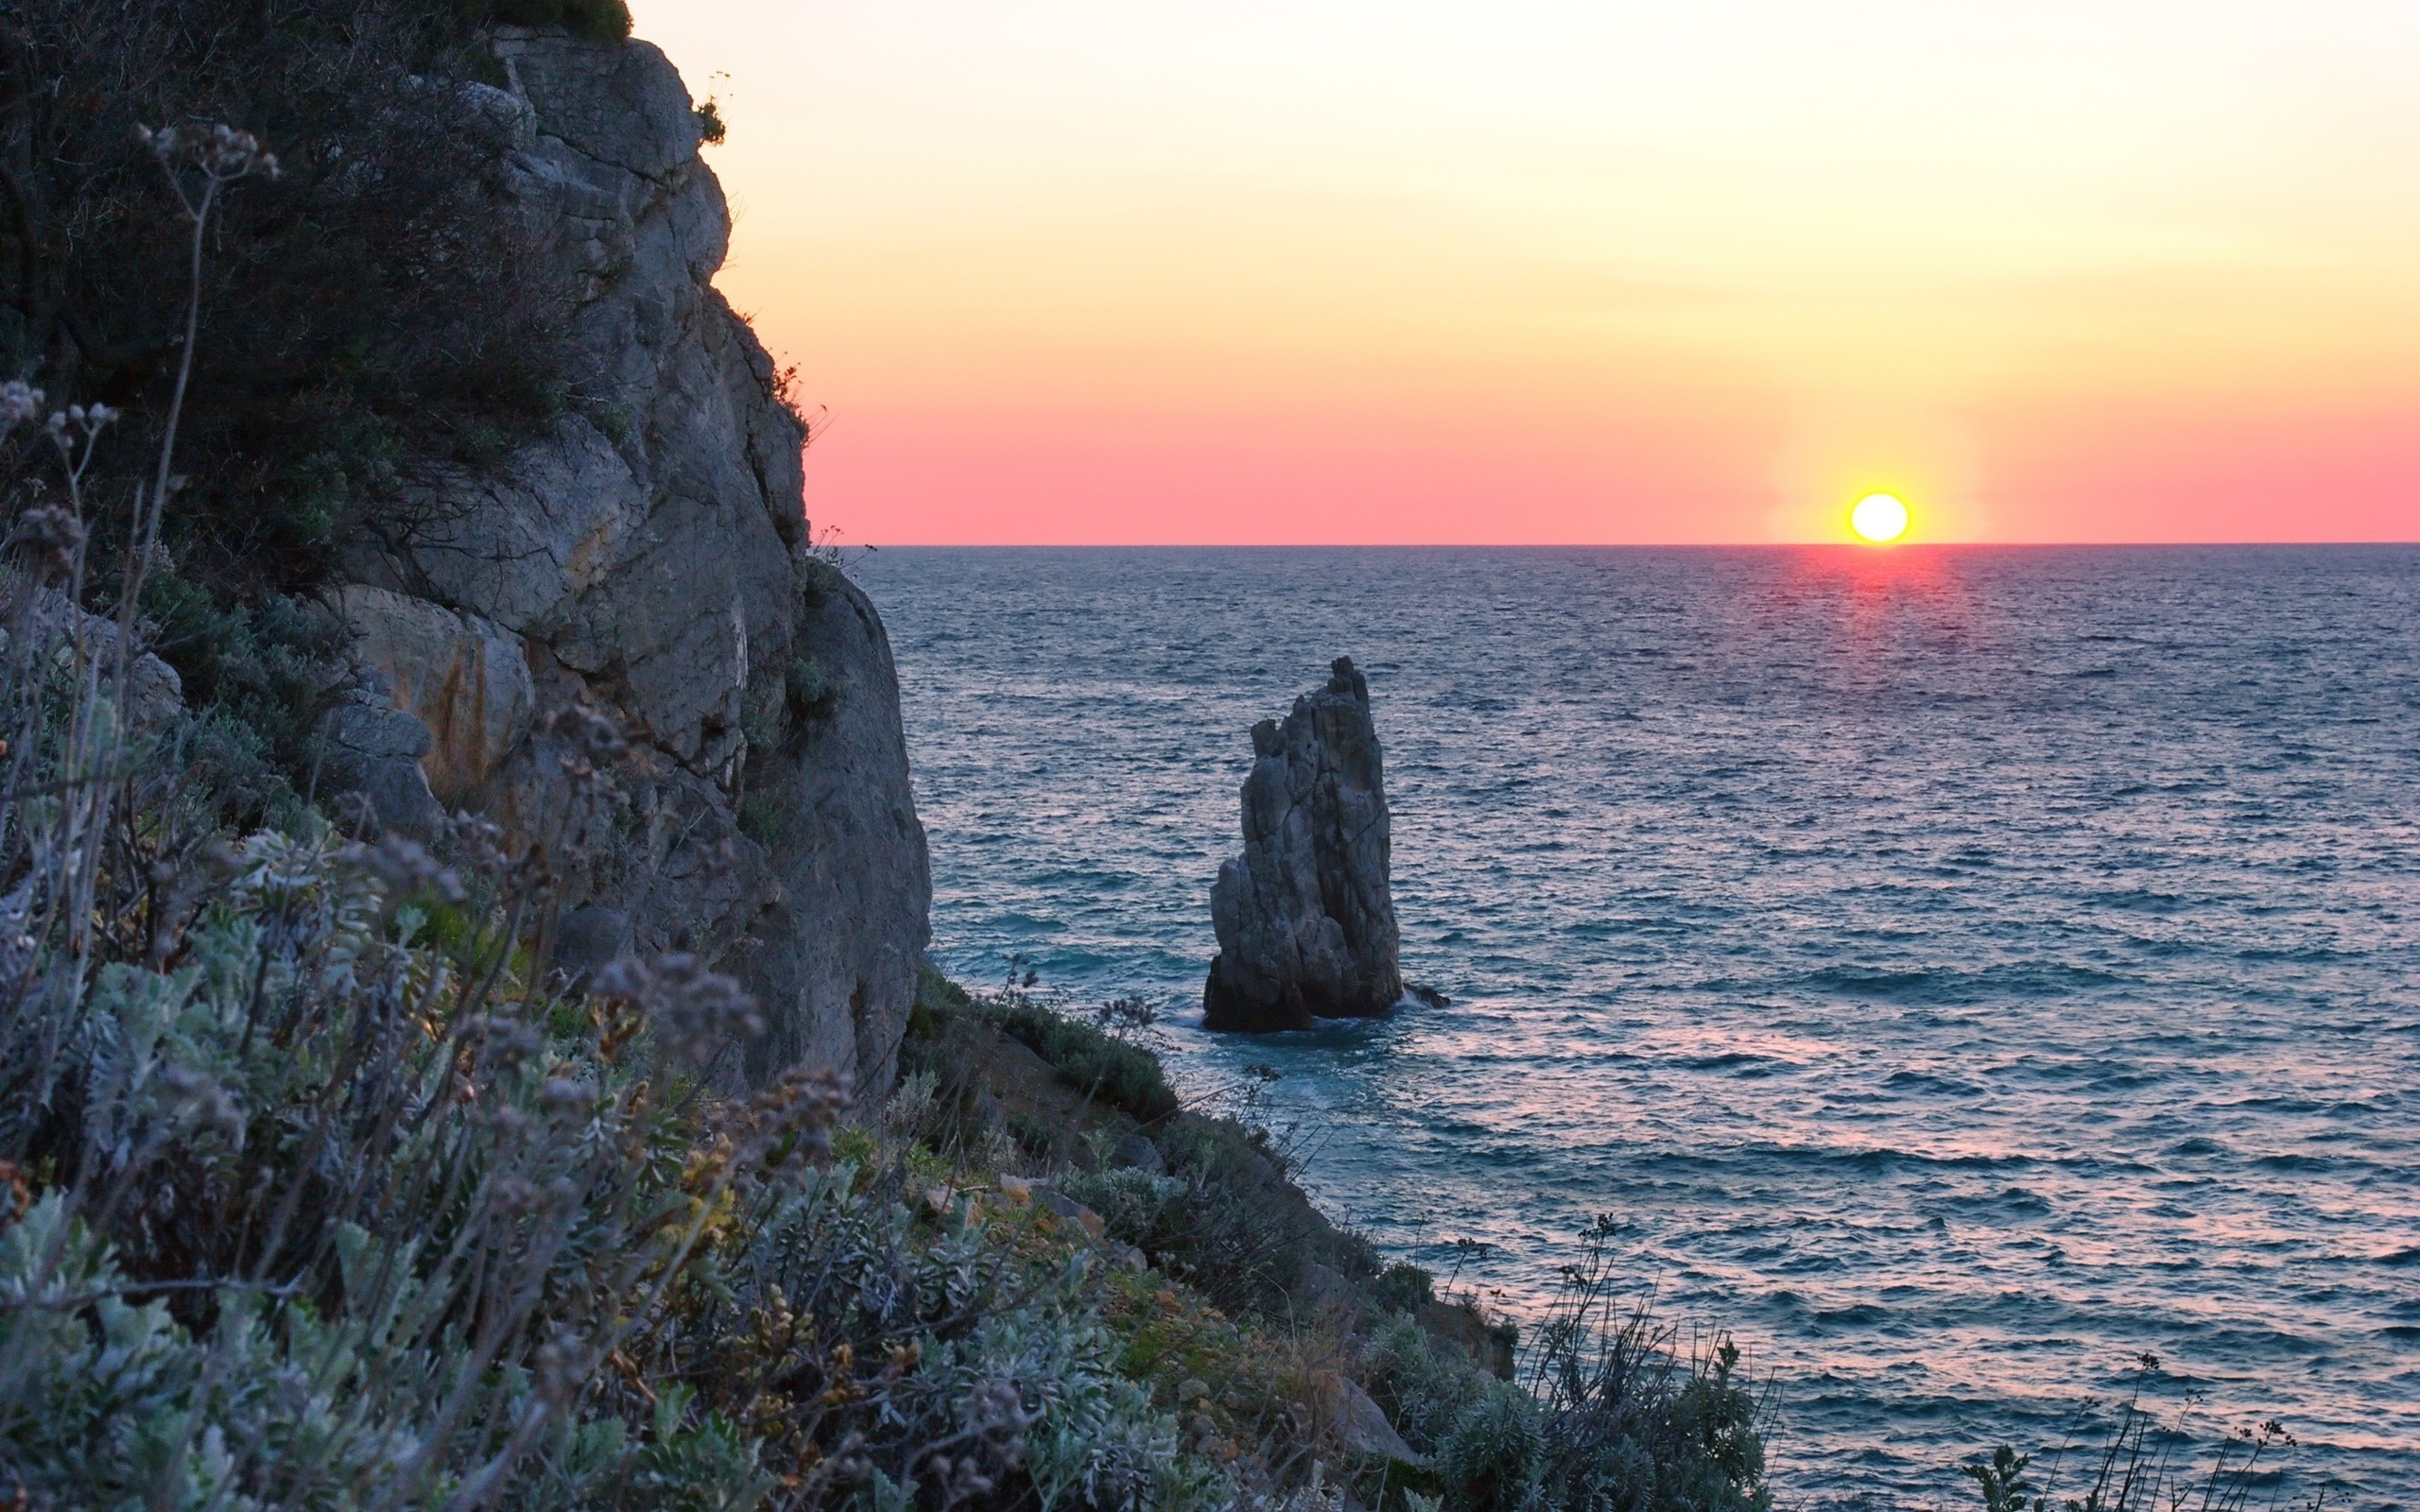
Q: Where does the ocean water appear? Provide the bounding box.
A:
[853,545,2420,1509]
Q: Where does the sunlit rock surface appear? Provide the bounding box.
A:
[325,28,928,1092]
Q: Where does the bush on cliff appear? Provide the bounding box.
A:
[958,981,1181,1125]
[0,0,583,782]
[463,0,632,39]
[0,638,1231,1510]
[1362,1267,1771,1512]
[897,974,1776,1512]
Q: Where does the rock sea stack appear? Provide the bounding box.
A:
[1203,657,1405,1032]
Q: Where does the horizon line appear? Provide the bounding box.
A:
[845,539,2420,551]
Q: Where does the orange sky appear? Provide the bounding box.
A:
[631,1,2420,545]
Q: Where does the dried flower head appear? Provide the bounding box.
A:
[536,700,631,815]
[337,833,465,909]
[139,121,280,180]
[534,1329,586,1406]
[540,1075,597,1120]
[460,1014,545,1073]
[8,505,85,579]
[0,380,44,429]
[750,1066,852,1165]
[818,1431,874,1489]
[448,809,509,874]
[43,403,116,451]
[925,1380,1038,1505]
[590,952,765,1061]
[540,700,629,763]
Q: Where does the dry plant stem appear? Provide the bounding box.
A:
[245,951,424,1287]
[112,159,221,721]
[0,507,121,1412]
[55,143,252,1035]
[0,586,53,855]
[383,1221,575,1512]
[57,504,97,978]
[288,1008,565,1503]
[45,155,228,1022]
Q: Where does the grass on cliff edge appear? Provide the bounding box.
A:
[914,970,1180,1125]
[897,970,1779,1512]
[0,586,1775,1509]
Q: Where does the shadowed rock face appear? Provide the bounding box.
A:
[321,27,929,1093]
[1202,657,1403,1032]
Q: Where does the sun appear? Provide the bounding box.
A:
[1850,492,1910,543]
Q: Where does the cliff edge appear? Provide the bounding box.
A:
[321,27,928,1092]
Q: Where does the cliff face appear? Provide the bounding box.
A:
[322,28,929,1091]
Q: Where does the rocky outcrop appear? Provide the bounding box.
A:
[1202,657,1402,1032]
[3,577,183,738]
[330,585,533,814]
[321,27,929,1092]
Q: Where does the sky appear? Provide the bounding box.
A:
[629,1,2420,545]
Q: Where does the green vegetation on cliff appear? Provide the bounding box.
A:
[0,727,1774,1509]
[0,0,601,799]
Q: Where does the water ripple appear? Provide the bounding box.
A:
[859,545,2420,1509]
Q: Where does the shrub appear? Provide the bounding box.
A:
[0,811,798,1510]
[1372,1261,1438,1314]
[469,0,635,39]
[1062,1165,1186,1244]
[736,790,789,845]
[671,1160,1223,1512]
[0,713,1228,1510]
[1438,1381,1546,1512]
[1959,1353,2307,1512]
[0,0,580,783]
[1523,1219,1771,1512]
[785,651,842,725]
[1143,1121,1315,1316]
[140,570,350,789]
[1363,1219,1772,1512]
[978,992,1179,1124]
[1363,1315,1493,1460]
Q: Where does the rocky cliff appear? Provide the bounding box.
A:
[320,27,929,1091]
[1203,657,1403,1032]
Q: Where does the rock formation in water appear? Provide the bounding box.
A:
[319,27,929,1091]
[1202,657,1404,1032]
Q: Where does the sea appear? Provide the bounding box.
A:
[852,545,2420,1510]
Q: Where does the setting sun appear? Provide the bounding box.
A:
[1850,492,1910,543]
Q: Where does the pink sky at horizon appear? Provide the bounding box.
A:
[631,2,2420,546]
